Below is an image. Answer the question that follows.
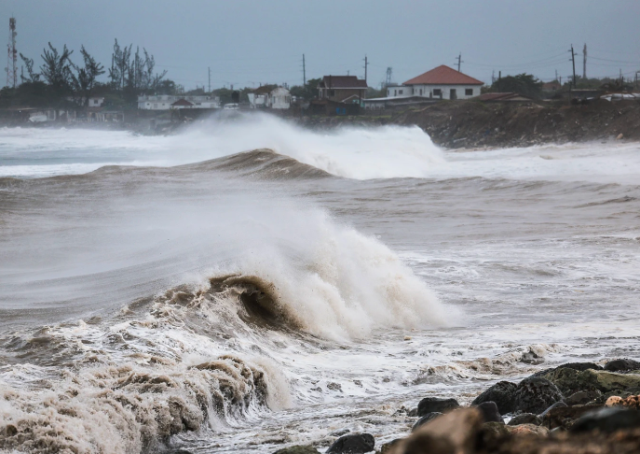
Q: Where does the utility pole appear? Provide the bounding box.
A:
[208,67,211,93]
[302,54,306,85]
[491,70,495,84]
[6,17,17,88]
[569,45,576,88]
[555,69,558,82]
[583,43,587,80]
[456,53,462,72]
[363,55,368,83]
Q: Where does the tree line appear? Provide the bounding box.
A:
[1,40,176,109]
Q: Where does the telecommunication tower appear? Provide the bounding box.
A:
[385,67,393,87]
[6,17,17,88]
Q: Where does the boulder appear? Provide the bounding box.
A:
[327,433,375,454]
[558,362,603,372]
[565,389,602,406]
[570,407,640,433]
[605,395,640,410]
[540,401,568,418]
[389,408,483,454]
[412,412,443,431]
[471,381,517,415]
[508,413,542,426]
[541,367,598,396]
[581,369,640,393]
[274,446,321,454]
[476,401,504,423]
[416,397,459,416]
[604,358,640,372]
[476,421,511,451]
[514,376,564,414]
[542,404,602,430]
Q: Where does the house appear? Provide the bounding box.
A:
[542,81,562,93]
[137,95,220,110]
[387,65,483,100]
[247,85,291,109]
[317,75,368,103]
[67,96,105,108]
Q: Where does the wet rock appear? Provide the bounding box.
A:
[477,421,511,451]
[542,404,602,430]
[514,376,563,414]
[582,369,640,393]
[416,397,459,416]
[565,389,602,406]
[558,362,603,372]
[412,412,443,431]
[379,439,401,454]
[476,401,503,423]
[540,400,568,418]
[273,446,321,454]
[508,413,542,426]
[520,350,544,365]
[471,381,517,414]
[604,358,640,372]
[605,394,640,410]
[327,433,375,454]
[541,367,597,396]
[390,408,483,454]
[570,407,640,433]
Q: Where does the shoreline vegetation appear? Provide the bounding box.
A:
[272,359,640,454]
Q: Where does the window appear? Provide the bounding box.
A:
[394,90,397,96]
[433,89,442,97]
[419,89,423,96]
[465,88,473,96]
[398,89,403,95]
[328,89,335,96]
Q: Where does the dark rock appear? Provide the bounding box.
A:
[565,389,602,406]
[514,376,564,414]
[604,358,640,372]
[412,412,443,431]
[570,407,640,433]
[416,397,459,416]
[540,400,568,418]
[327,433,375,454]
[476,401,504,423]
[379,439,401,454]
[543,404,605,430]
[541,367,598,396]
[273,446,320,454]
[471,381,517,415]
[508,413,542,426]
[521,350,544,365]
[559,362,603,372]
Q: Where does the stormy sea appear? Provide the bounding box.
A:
[1,113,640,453]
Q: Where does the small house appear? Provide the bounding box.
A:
[317,75,368,103]
[387,65,483,100]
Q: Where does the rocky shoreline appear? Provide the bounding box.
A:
[272,358,640,454]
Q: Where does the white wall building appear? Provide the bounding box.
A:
[247,85,291,110]
[137,95,220,110]
[387,65,484,100]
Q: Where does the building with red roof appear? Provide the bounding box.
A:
[387,65,484,100]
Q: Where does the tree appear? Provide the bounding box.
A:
[19,54,40,82]
[39,43,74,95]
[70,46,105,106]
[289,77,321,100]
[491,73,543,99]
[109,39,167,94]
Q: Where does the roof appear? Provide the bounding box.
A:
[172,99,194,107]
[403,65,483,86]
[478,92,533,102]
[253,84,278,95]
[320,75,368,89]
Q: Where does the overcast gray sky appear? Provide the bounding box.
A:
[2,0,639,90]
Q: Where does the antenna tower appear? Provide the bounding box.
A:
[6,17,17,88]
[385,67,392,87]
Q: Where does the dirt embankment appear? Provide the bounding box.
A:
[296,99,640,149]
